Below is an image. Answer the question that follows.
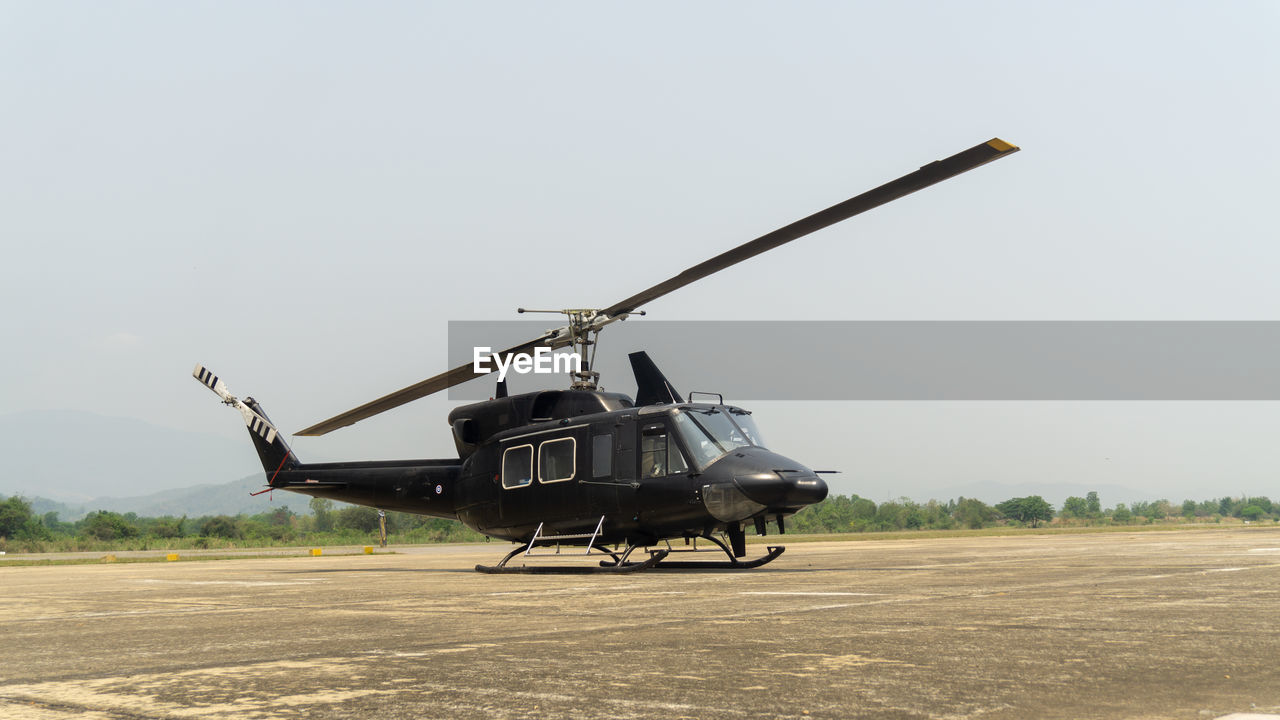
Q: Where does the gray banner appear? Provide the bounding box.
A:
[446,321,1280,401]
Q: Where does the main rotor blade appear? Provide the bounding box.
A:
[295,336,548,436]
[601,138,1019,317]
[298,138,1017,436]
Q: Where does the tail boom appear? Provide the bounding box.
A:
[266,459,461,518]
[193,364,460,519]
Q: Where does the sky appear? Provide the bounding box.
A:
[2,1,1279,504]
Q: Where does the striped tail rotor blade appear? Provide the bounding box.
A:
[193,364,279,444]
[193,364,235,404]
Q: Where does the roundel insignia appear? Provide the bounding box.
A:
[435,484,443,495]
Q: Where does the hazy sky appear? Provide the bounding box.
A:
[3,2,1279,502]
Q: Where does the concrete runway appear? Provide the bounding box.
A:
[2,529,1279,719]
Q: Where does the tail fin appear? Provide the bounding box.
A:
[193,365,300,481]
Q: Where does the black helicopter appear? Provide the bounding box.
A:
[194,138,1019,573]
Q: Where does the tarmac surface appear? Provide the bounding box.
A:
[2,529,1279,719]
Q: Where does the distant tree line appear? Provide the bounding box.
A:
[0,495,483,552]
[2,490,1276,553]
[786,490,1277,534]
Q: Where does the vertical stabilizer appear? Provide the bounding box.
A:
[193,365,300,481]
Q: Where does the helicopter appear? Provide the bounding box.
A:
[194,138,1019,573]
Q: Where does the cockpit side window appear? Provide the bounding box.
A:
[672,412,724,468]
[640,422,688,478]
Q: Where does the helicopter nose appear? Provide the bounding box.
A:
[733,470,828,509]
[785,472,828,506]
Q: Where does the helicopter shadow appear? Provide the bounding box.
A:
[274,566,478,575]
[270,564,834,577]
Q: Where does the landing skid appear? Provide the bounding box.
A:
[605,534,786,571]
[473,524,785,574]
[652,545,785,569]
[475,517,673,574]
[475,543,669,574]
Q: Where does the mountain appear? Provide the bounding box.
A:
[0,409,259,502]
[28,474,325,521]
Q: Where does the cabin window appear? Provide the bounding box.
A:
[592,434,613,478]
[538,437,576,483]
[640,423,688,478]
[501,444,534,489]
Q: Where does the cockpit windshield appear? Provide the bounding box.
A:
[671,406,765,469]
[728,409,765,447]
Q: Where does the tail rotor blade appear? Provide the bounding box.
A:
[192,364,279,444]
[193,364,235,404]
